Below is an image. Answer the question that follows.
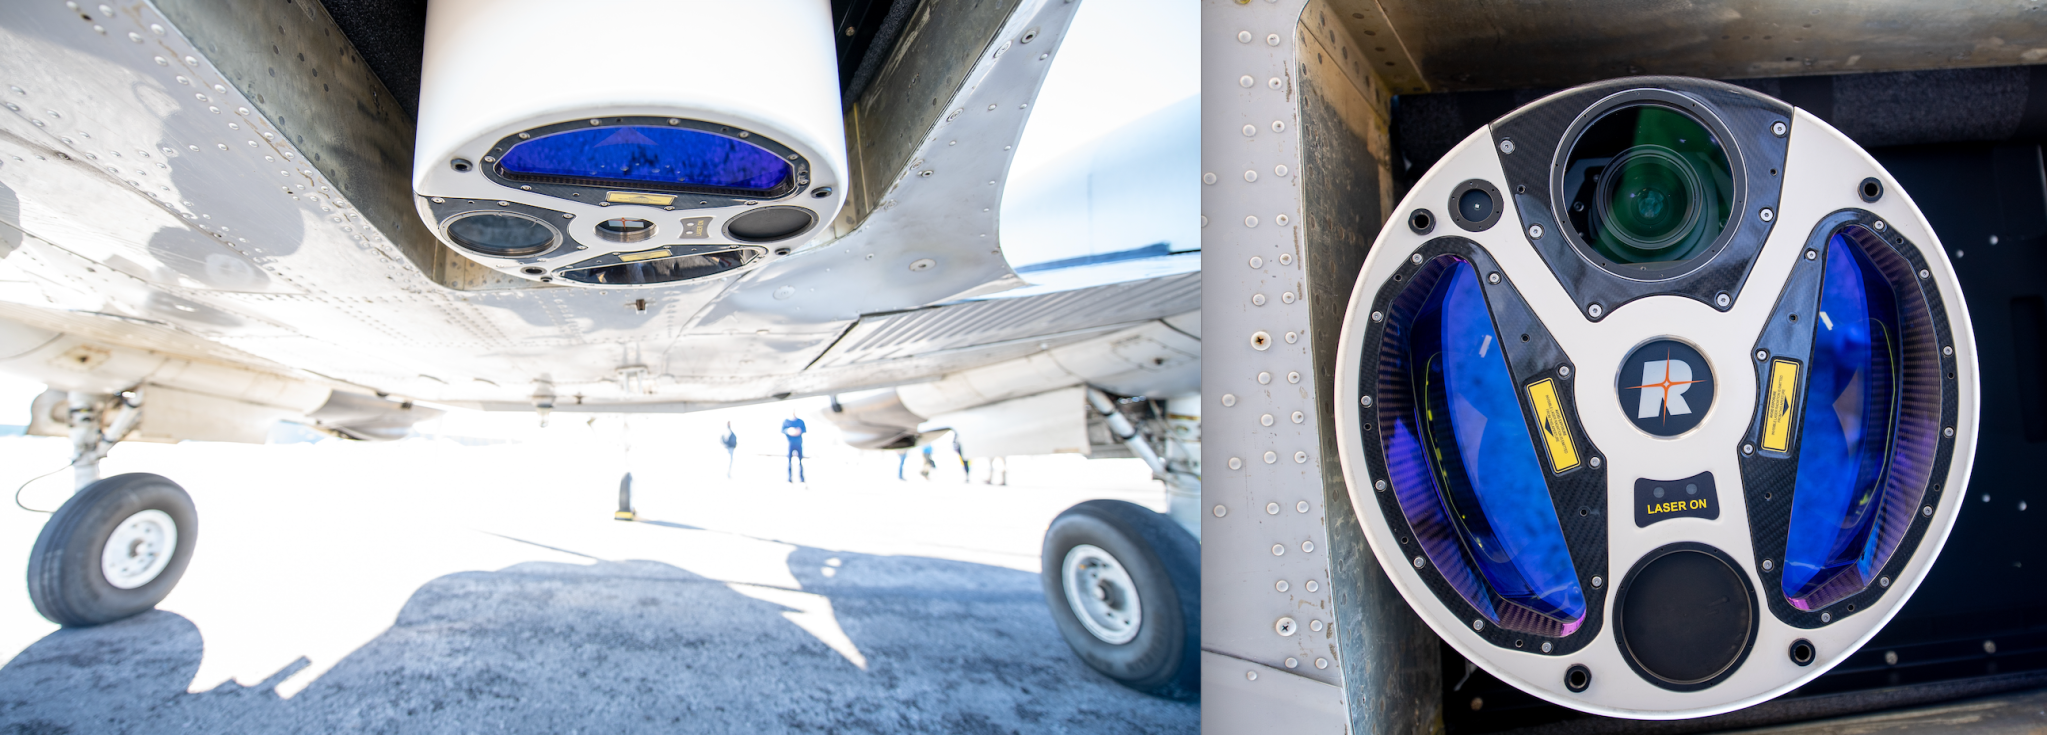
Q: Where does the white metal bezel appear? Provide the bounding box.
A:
[1331,106,1979,719]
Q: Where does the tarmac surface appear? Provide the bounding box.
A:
[0,416,1198,734]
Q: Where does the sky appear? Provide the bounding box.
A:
[1008,0,1199,178]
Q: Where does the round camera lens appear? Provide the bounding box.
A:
[1562,104,1732,269]
[1458,187,1494,224]
[444,212,557,257]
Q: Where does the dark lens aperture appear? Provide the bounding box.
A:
[446,213,557,257]
[1562,104,1734,270]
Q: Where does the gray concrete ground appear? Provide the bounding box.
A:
[0,415,1198,734]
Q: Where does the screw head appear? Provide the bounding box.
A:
[1591,576,1604,588]
[1499,138,1516,155]
[1374,479,1387,492]
[1821,612,1832,623]
[1558,365,1572,378]
[1589,456,1602,468]
[1744,444,1756,456]
[1413,556,1425,568]
[1716,292,1732,308]
[1587,303,1603,318]
[1488,272,1501,284]
[1875,220,1887,231]
[1763,559,1775,571]
[1772,121,1788,136]
[1527,224,1544,240]
[1371,311,1383,323]
[1410,253,1424,264]
[1806,248,1819,260]
[1757,349,1770,361]
[1760,208,1775,222]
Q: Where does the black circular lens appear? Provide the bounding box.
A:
[444,212,557,257]
[1562,104,1733,269]
[1459,188,1494,224]
[725,206,817,243]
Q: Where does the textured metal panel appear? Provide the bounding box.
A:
[1200,652,1347,735]
[1202,0,1438,729]
[811,271,1198,368]
[1357,1,2047,93]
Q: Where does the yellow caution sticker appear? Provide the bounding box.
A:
[1762,358,1802,454]
[617,248,675,263]
[606,191,676,206]
[1526,378,1580,473]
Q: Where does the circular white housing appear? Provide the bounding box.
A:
[1332,78,1978,719]
[413,0,848,287]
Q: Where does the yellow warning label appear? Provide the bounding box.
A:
[1763,358,1801,453]
[1526,378,1580,473]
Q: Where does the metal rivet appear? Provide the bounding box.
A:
[1307,583,1320,595]
[1527,224,1544,240]
[1763,559,1775,571]
[1760,208,1775,222]
[1361,395,1373,407]
[1204,172,1217,185]
[1772,121,1788,136]
[1294,451,1307,464]
[1757,349,1770,361]
[1875,221,1887,231]
[1472,619,1485,631]
[1315,658,1328,669]
[1258,371,1272,384]
[1499,139,1516,154]
[1541,642,1553,653]
[1244,215,1259,227]
[1821,612,1832,623]
[1297,501,1309,513]
[1246,670,1258,681]
[1805,249,1819,260]
[1242,124,1256,137]
[1222,394,1237,407]
[1919,269,1931,279]
[1263,451,1277,464]
[1214,505,1228,517]
[1591,576,1603,588]
[1291,411,1304,424]
[1744,444,1756,456]
[1922,505,1933,517]
[1558,365,1572,378]
[1240,75,1255,88]
[1249,255,1263,268]
[1413,556,1425,568]
[1287,371,1301,384]
[1301,541,1315,553]
[1228,457,1242,470]
[1717,292,1732,308]
[1266,33,1280,46]
[1284,658,1298,668]
[1410,253,1423,264]
[1589,457,1602,468]
[1276,580,1289,592]
[1272,544,1285,556]
[1880,576,1891,587]
[1266,502,1280,515]
[1944,426,1955,437]
[1488,272,1501,284]
[1371,311,1383,323]
[1374,479,1387,492]
[1252,293,1266,306]
[1586,303,1603,318]
[1943,345,1953,356]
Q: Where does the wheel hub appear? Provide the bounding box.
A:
[101,509,176,590]
[1061,543,1142,644]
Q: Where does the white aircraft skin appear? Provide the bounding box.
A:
[0,0,1193,425]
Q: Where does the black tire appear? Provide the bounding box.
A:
[618,472,633,513]
[27,473,197,627]
[1041,499,1200,700]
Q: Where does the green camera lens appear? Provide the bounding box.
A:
[1562,105,1733,269]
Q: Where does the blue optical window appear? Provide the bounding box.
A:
[1782,226,1907,610]
[497,125,793,194]
[1380,257,1586,635]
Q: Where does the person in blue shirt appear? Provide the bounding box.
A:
[720,421,738,479]
[782,413,806,483]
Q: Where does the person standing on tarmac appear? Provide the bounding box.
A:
[953,433,971,483]
[782,412,807,483]
[721,421,738,479]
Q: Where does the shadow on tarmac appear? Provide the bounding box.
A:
[0,544,1196,734]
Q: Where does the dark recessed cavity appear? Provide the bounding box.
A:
[1565,664,1592,692]
[596,218,656,244]
[725,206,817,243]
[1409,208,1435,235]
[561,248,762,286]
[1859,177,1884,203]
[443,212,558,257]
[1790,639,1815,666]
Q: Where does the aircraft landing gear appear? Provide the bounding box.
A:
[1041,499,1200,700]
[28,473,198,626]
[615,471,636,521]
[25,390,198,627]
